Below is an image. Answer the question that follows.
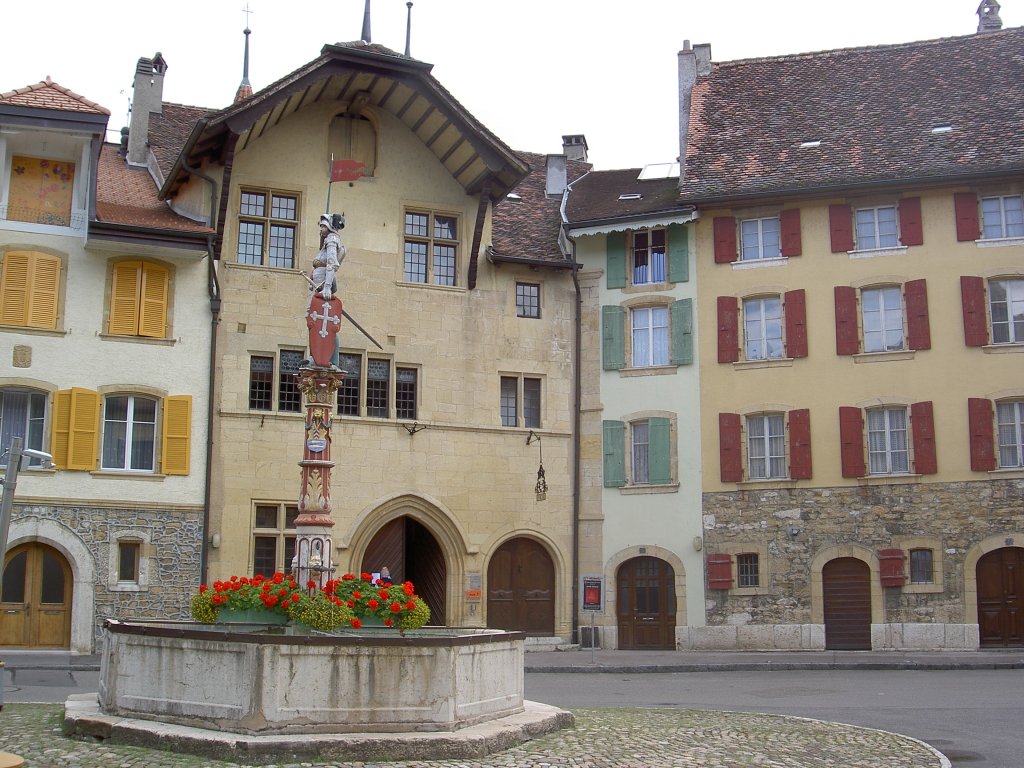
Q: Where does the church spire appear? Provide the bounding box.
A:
[234,9,253,104]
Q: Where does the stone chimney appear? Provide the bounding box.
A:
[977,0,1003,32]
[677,40,712,184]
[545,154,568,198]
[127,53,167,167]
[562,134,588,162]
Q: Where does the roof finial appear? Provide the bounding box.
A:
[405,2,413,57]
[361,0,372,43]
[234,5,254,103]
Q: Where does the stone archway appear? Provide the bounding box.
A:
[486,537,555,635]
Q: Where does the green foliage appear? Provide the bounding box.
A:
[398,595,431,632]
[190,591,217,623]
[288,591,355,631]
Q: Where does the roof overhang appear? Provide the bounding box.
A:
[486,247,574,270]
[566,208,699,239]
[86,221,210,259]
[0,105,108,135]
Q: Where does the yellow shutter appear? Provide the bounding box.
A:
[51,390,72,469]
[161,395,191,475]
[138,263,168,338]
[28,253,60,329]
[109,261,141,335]
[68,388,99,471]
[0,251,31,325]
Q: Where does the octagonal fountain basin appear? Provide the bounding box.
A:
[97,619,527,735]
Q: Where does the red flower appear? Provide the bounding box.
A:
[390,602,402,613]
[291,594,301,603]
[406,600,416,610]
[403,582,415,595]
[272,573,284,584]
[199,584,208,593]
[361,572,372,581]
[384,618,393,627]
[263,595,279,607]
[367,599,379,611]
[342,573,356,581]
[379,589,391,600]
[230,575,238,582]
[350,618,362,629]
[346,600,355,608]
[352,591,361,600]
[307,580,318,589]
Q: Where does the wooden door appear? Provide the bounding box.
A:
[616,556,675,650]
[822,557,871,650]
[486,538,555,635]
[977,547,1023,647]
[361,516,446,626]
[1,543,72,648]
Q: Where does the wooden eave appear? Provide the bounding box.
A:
[160,44,528,201]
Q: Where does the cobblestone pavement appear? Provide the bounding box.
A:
[0,703,947,767]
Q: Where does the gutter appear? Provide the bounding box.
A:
[486,247,574,270]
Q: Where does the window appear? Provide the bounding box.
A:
[631,306,669,367]
[403,209,459,286]
[746,414,786,480]
[278,350,303,412]
[997,400,1024,468]
[631,420,650,484]
[396,368,418,420]
[102,395,157,471]
[237,189,298,268]
[736,553,760,587]
[740,217,780,261]
[0,388,47,467]
[337,353,361,416]
[631,228,667,283]
[117,541,141,583]
[108,260,168,338]
[602,417,674,488]
[253,503,298,577]
[7,155,75,226]
[861,286,904,352]
[989,279,1024,344]
[516,282,540,318]
[909,549,933,584]
[854,205,898,249]
[366,358,390,418]
[0,250,60,329]
[248,351,303,412]
[335,353,417,420]
[500,375,541,428]
[249,356,273,410]
[866,407,909,475]
[981,195,1024,239]
[743,297,783,360]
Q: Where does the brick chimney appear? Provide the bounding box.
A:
[562,134,588,162]
[127,53,167,167]
[977,0,1003,32]
[677,40,712,185]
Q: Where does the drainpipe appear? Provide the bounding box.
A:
[569,240,582,645]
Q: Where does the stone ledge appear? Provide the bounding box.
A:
[63,695,574,763]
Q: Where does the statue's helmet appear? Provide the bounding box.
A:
[320,213,345,232]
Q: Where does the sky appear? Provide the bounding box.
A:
[2,1,1016,170]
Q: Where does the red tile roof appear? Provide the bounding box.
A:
[679,27,1024,202]
[0,77,109,116]
[149,103,217,180]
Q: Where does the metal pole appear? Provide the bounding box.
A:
[0,437,24,595]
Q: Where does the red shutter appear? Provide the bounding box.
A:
[719,412,743,483]
[968,398,996,472]
[878,549,907,587]
[960,276,988,347]
[707,554,734,590]
[904,279,931,351]
[784,289,807,358]
[717,296,739,363]
[834,286,859,355]
[954,192,981,241]
[897,197,923,246]
[780,208,802,257]
[828,204,854,252]
[713,217,737,263]
[788,408,812,480]
[911,400,937,475]
[839,406,866,478]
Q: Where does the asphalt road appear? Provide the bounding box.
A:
[525,668,1024,768]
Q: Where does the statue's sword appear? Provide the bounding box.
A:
[299,271,384,350]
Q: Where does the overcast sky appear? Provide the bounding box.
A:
[2,1,1015,170]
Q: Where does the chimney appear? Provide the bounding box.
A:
[127,52,167,167]
[545,154,568,198]
[677,40,712,184]
[977,0,1003,32]
[119,127,129,158]
[561,134,588,162]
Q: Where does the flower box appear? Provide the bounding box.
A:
[216,608,288,625]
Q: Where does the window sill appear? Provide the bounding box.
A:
[0,324,66,337]
[108,582,148,592]
[856,473,921,486]
[733,357,794,370]
[619,365,678,377]
[982,343,1024,354]
[853,350,915,363]
[397,280,466,294]
[89,471,166,481]
[622,281,674,293]
[99,333,176,346]
[226,261,300,275]
[731,257,788,270]
[902,583,943,595]
[618,482,680,495]
[975,236,1024,249]
[847,246,908,259]
[988,467,1024,479]
[735,478,798,488]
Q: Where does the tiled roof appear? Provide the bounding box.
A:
[149,103,217,180]
[95,144,212,233]
[564,168,685,227]
[679,26,1024,202]
[490,152,590,263]
[0,76,109,116]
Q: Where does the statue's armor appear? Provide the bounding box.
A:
[312,232,345,297]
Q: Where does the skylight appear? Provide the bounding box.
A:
[799,140,822,148]
[506,193,522,202]
[931,125,953,134]
[637,163,680,181]
[618,193,642,201]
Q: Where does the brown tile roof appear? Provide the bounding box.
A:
[490,152,590,263]
[679,26,1024,202]
[564,168,686,227]
[0,76,109,115]
[95,144,212,233]
[149,103,217,180]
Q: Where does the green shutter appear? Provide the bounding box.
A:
[667,223,689,283]
[670,298,693,365]
[602,305,625,370]
[606,232,626,289]
[648,417,672,485]
[603,420,626,487]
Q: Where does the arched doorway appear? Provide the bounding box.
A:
[1,542,72,648]
[822,557,871,650]
[977,547,1023,647]
[616,556,675,650]
[361,516,446,626]
[486,538,555,635]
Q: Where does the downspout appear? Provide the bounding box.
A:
[182,158,220,587]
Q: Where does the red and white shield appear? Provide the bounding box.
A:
[306,295,343,367]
